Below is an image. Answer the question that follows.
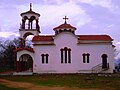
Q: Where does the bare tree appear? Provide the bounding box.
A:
[0,38,19,71]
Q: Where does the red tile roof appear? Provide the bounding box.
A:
[32,35,54,41]
[15,48,34,53]
[78,35,113,41]
[53,23,76,30]
[32,35,113,42]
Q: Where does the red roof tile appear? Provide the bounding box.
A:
[78,35,113,41]
[32,35,112,42]
[15,48,34,53]
[32,35,54,41]
[53,23,76,30]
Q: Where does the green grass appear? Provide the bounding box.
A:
[0,84,22,90]
[1,74,120,90]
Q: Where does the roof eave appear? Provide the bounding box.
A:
[20,11,40,16]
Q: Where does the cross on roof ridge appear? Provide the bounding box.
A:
[63,16,69,24]
[30,3,32,11]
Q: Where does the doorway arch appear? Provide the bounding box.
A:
[18,54,33,72]
[101,54,108,69]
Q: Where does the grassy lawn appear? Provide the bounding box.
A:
[0,74,120,90]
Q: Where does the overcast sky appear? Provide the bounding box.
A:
[0,0,120,46]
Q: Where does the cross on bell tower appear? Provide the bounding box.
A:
[63,16,69,24]
[30,3,32,11]
[19,3,40,48]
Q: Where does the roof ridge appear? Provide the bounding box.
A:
[53,23,76,30]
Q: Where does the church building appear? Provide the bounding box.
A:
[16,4,114,74]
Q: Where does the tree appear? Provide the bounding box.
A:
[0,38,19,70]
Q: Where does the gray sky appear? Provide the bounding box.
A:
[0,0,120,46]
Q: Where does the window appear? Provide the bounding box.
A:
[82,53,90,63]
[41,54,49,64]
[101,54,108,68]
[61,47,71,64]
[83,53,86,63]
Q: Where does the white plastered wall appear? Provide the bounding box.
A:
[33,32,114,73]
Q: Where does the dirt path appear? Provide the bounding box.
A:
[0,79,102,90]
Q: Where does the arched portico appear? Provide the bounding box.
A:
[16,54,33,72]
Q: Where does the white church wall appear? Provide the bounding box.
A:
[33,32,114,73]
[33,45,56,73]
[76,44,114,73]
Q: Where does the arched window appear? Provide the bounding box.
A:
[101,54,108,68]
[60,47,71,64]
[29,16,36,29]
[25,19,29,29]
[82,53,90,63]
[82,53,86,63]
[32,20,36,29]
[41,54,49,64]
[87,53,90,63]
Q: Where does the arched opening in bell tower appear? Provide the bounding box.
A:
[23,32,34,48]
[29,16,36,29]
[23,16,29,29]
[26,35,34,48]
[22,16,39,30]
[32,20,36,29]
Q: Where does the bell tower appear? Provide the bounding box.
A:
[19,3,40,47]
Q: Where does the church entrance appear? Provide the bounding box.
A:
[102,54,108,69]
[16,54,33,72]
